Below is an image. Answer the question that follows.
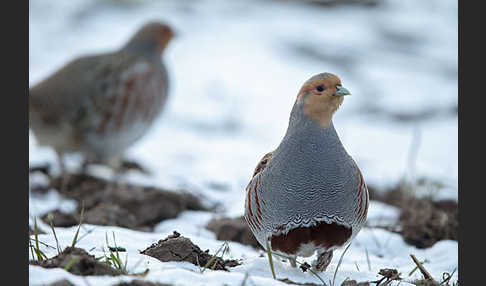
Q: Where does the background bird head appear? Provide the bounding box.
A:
[295,72,351,128]
[123,21,175,56]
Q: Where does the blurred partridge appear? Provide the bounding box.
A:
[244,73,369,271]
[29,21,174,170]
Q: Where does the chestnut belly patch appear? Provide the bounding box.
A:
[270,221,352,255]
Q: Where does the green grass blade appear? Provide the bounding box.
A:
[47,213,61,254]
[33,217,47,261]
[105,254,112,266]
[110,252,121,269]
[29,238,36,260]
[265,240,276,280]
[64,257,78,271]
[71,202,85,248]
[409,259,428,276]
[201,242,227,273]
[112,232,121,263]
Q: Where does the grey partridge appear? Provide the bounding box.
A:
[244,73,369,272]
[29,21,174,171]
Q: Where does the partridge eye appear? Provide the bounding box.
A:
[316,85,324,92]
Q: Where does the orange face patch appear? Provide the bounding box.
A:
[296,73,347,128]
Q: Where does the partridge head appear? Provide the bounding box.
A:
[295,72,351,128]
[244,72,367,272]
[123,21,174,55]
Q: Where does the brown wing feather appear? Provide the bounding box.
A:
[252,151,273,178]
[245,151,273,232]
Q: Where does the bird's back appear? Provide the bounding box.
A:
[29,54,107,152]
[29,50,169,160]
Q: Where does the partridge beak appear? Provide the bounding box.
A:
[334,85,351,96]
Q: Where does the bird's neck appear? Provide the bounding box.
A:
[279,101,345,156]
[122,42,162,61]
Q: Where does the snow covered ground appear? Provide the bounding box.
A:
[29,201,457,286]
[29,0,458,285]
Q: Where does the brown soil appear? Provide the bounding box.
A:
[412,279,456,286]
[114,280,172,286]
[205,216,261,249]
[119,160,151,175]
[34,172,207,231]
[30,247,124,276]
[277,278,370,286]
[42,210,79,227]
[368,183,458,249]
[368,268,401,285]
[399,198,457,248]
[367,184,406,207]
[412,280,441,286]
[29,160,149,177]
[29,163,51,177]
[340,281,370,286]
[141,231,240,271]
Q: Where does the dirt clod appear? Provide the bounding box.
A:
[341,280,370,286]
[42,210,79,227]
[83,202,139,229]
[119,160,151,175]
[399,198,457,249]
[379,268,400,278]
[371,268,401,285]
[30,247,124,276]
[369,182,457,248]
[141,231,240,271]
[36,173,207,231]
[206,216,261,249]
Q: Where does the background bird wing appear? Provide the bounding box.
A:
[29,51,146,136]
[29,54,110,126]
